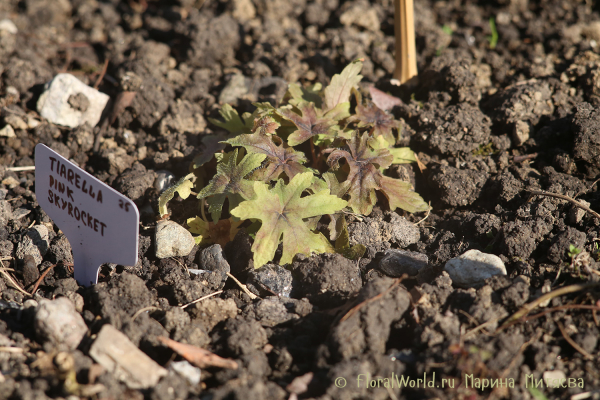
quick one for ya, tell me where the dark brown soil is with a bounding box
[1,0,600,399]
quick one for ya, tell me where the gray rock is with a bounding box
[34,297,87,350]
[89,324,167,389]
[16,225,50,266]
[444,249,507,288]
[389,213,421,247]
[0,200,12,225]
[37,73,110,128]
[198,244,230,274]
[21,254,40,287]
[155,220,195,259]
[379,250,428,277]
[246,264,293,297]
[218,74,249,105]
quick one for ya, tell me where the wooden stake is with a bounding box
[393,0,418,85]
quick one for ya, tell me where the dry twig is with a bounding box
[557,321,594,360]
[0,261,29,296]
[499,282,600,329]
[527,189,600,220]
[226,272,258,300]
[180,290,223,309]
[158,336,238,369]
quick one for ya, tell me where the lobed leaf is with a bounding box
[278,102,339,146]
[225,133,309,181]
[197,149,267,222]
[230,172,347,268]
[326,132,426,215]
[158,173,195,217]
[209,104,252,135]
[334,216,366,260]
[323,60,363,111]
[354,103,402,146]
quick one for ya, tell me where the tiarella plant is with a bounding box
[159,60,428,269]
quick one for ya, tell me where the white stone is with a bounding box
[37,73,110,128]
[155,220,195,259]
[444,249,507,288]
[0,124,15,138]
[170,360,201,386]
[34,297,87,350]
[0,19,17,34]
[89,324,167,389]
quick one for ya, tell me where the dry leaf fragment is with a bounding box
[158,336,238,370]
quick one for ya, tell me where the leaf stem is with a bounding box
[310,137,319,169]
[200,198,208,223]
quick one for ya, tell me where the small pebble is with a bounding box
[155,220,195,259]
[170,360,201,386]
[0,19,17,34]
[198,244,230,275]
[0,125,15,138]
[154,170,176,192]
[444,249,507,288]
[378,249,428,277]
[34,297,87,351]
[246,264,293,297]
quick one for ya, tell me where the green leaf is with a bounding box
[158,173,195,217]
[278,102,339,146]
[354,103,402,146]
[325,132,392,215]
[377,176,430,214]
[192,134,227,169]
[323,60,363,111]
[197,149,267,222]
[225,133,309,181]
[187,217,241,246]
[326,132,428,215]
[230,172,347,268]
[389,147,418,164]
[208,104,252,135]
[286,82,322,107]
[334,216,366,260]
[322,172,351,240]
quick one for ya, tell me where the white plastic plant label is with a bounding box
[35,143,139,286]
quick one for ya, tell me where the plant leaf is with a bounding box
[376,176,430,213]
[325,132,428,215]
[209,104,252,135]
[369,86,402,111]
[230,172,347,268]
[389,147,417,164]
[158,173,195,217]
[286,82,322,107]
[187,217,241,247]
[192,134,228,169]
[225,133,310,181]
[322,172,351,240]
[323,60,363,111]
[354,103,402,146]
[278,102,338,146]
[325,132,392,215]
[334,216,366,260]
[197,149,267,222]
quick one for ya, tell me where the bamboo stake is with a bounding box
[393,0,418,85]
